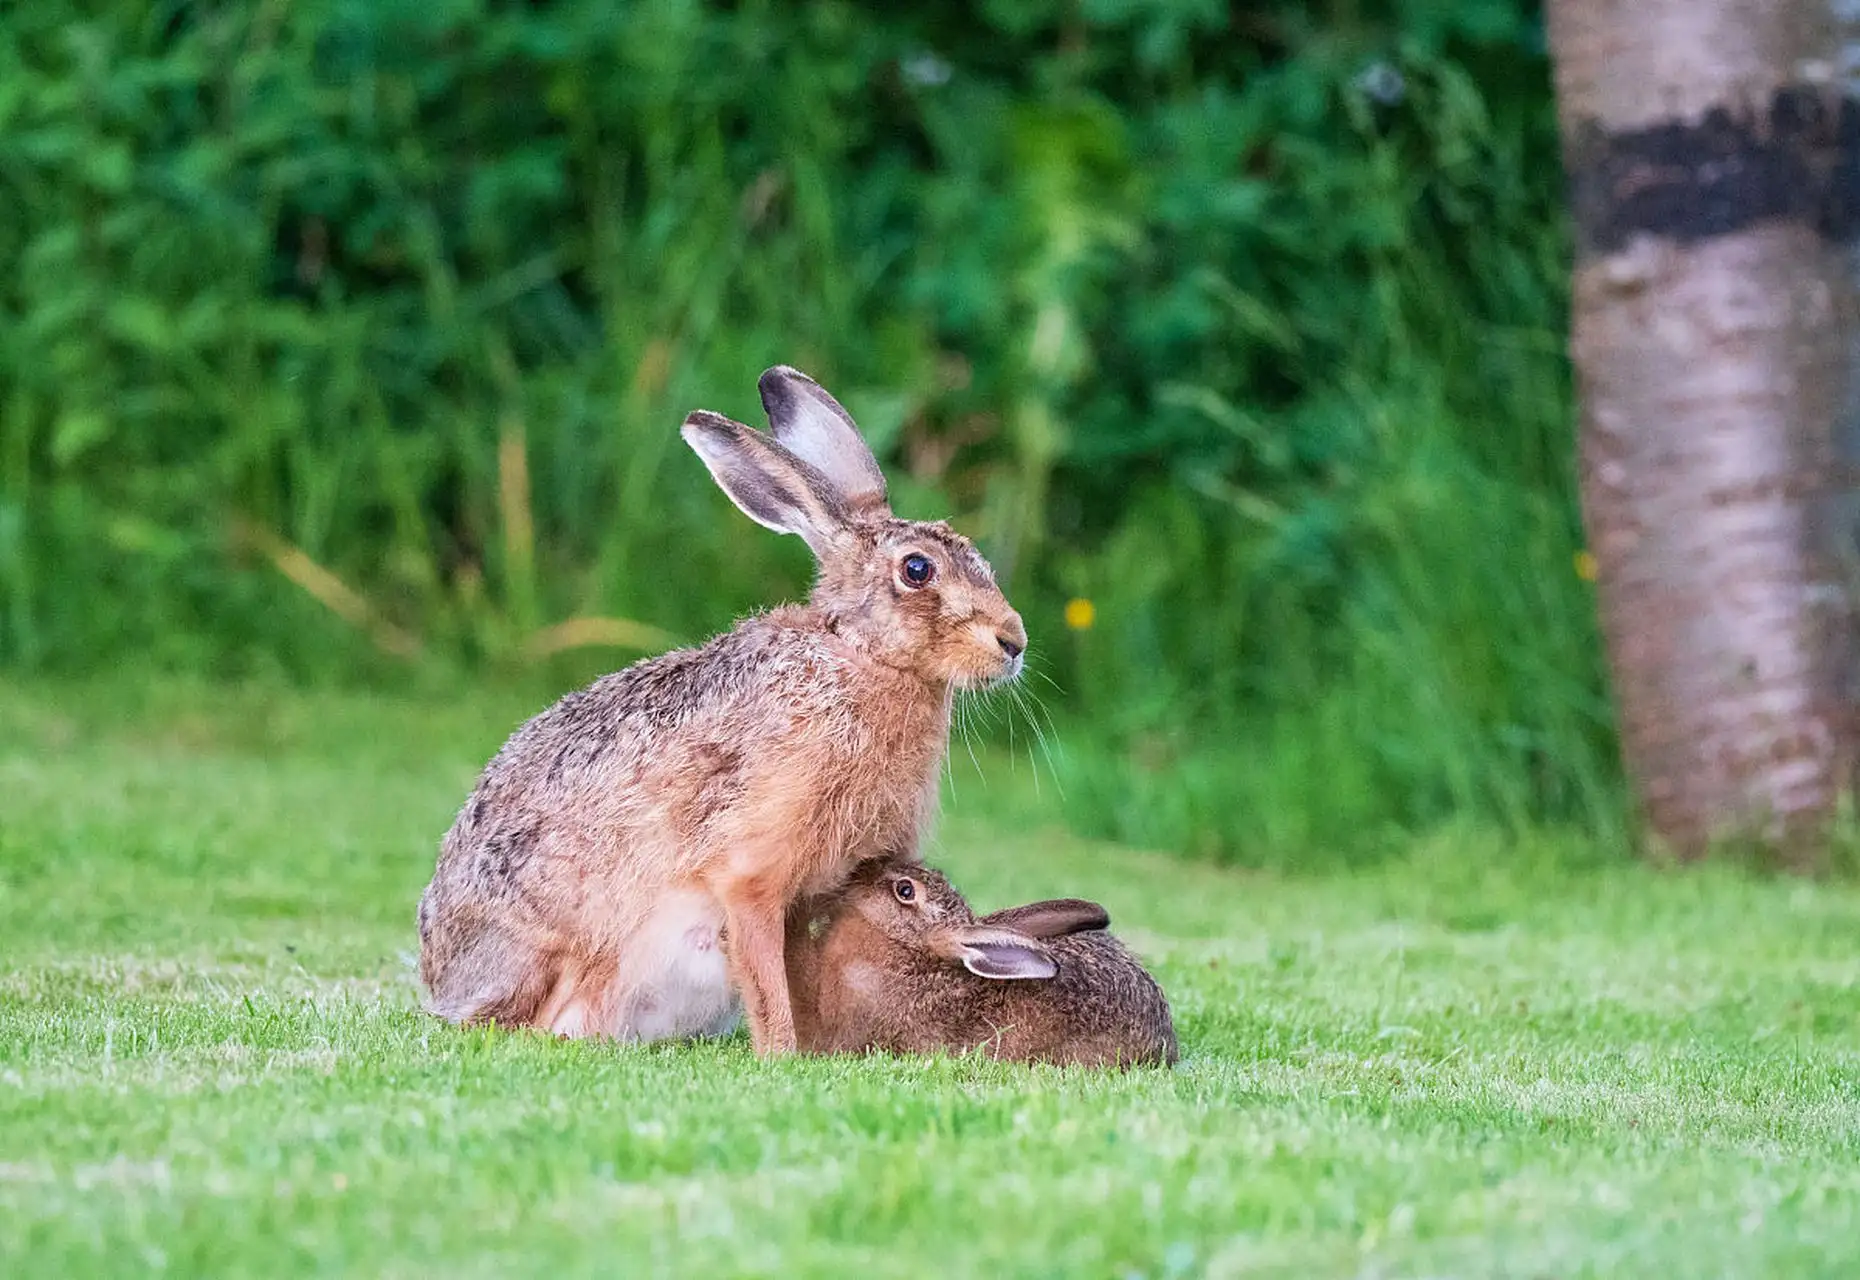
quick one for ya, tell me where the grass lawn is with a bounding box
[2,677,1858,1278]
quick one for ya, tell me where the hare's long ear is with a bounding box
[929,925,1057,981]
[980,899,1110,940]
[682,410,851,558]
[758,366,889,516]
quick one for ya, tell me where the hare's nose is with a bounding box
[996,613,1027,660]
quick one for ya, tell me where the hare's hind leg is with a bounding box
[535,955,623,1038]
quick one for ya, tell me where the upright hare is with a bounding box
[417,368,1026,1054]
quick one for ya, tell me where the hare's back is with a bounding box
[467,612,849,797]
[1039,933,1177,1066]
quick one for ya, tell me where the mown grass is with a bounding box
[2,678,1857,1278]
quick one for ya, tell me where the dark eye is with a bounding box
[899,553,935,588]
[892,878,917,903]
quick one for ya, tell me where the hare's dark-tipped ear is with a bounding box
[681,410,851,558]
[929,925,1057,981]
[980,898,1110,940]
[758,366,889,515]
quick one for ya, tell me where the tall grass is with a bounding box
[1026,41,1620,860]
[0,0,1617,861]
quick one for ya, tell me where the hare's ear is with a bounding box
[758,366,889,516]
[980,899,1110,940]
[930,925,1057,981]
[682,410,851,558]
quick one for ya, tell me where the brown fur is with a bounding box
[786,858,1180,1069]
[416,367,1027,1054]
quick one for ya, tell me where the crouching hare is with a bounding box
[787,857,1179,1068]
[417,367,1026,1055]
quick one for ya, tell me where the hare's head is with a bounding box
[682,367,1026,691]
[833,858,1061,980]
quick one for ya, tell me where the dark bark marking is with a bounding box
[1567,86,1860,257]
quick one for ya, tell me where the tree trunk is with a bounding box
[1546,0,1860,861]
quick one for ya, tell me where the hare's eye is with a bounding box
[899,554,935,588]
[893,878,917,903]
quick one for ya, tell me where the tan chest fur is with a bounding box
[707,653,947,901]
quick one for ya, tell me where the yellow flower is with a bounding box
[1064,597,1096,631]
[1574,550,1599,582]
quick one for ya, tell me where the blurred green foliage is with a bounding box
[0,0,1617,859]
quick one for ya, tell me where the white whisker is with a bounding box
[958,692,986,785]
[1008,681,1064,800]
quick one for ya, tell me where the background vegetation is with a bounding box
[0,0,1616,862]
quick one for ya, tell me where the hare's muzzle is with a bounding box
[992,612,1027,681]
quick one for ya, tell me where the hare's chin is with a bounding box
[962,656,1024,692]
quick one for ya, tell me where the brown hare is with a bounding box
[416,367,1026,1054]
[786,857,1179,1068]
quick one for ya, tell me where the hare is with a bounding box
[786,857,1179,1068]
[416,367,1027,1055]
